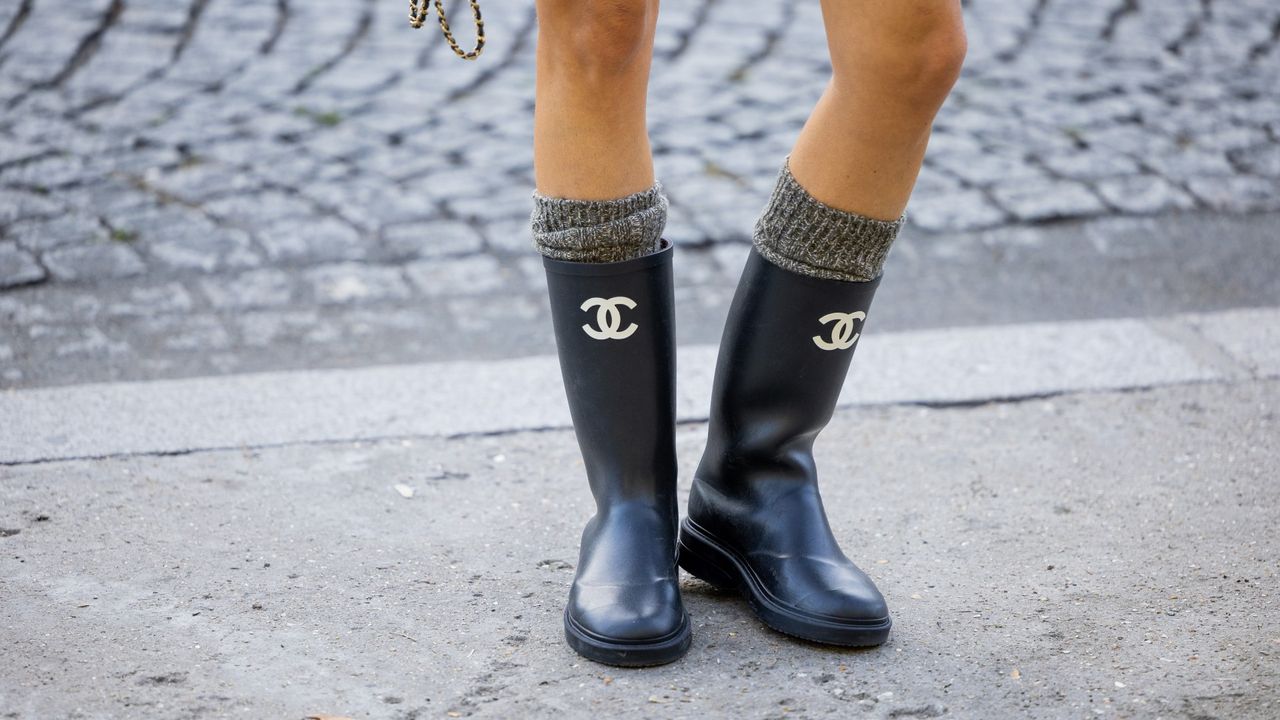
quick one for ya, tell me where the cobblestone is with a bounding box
[381,220,485,260]
[0,0,1278,389]
[1095,175,1197,215]
[1187,176,1280,214]
[257,216,363,263]
[990,179,1108,222]
[41,242,146,281]
[199,269,296,311]
[406,255,512,296]
[0,243,46,288]
[305,263,412,305]
[104,282,196,318]
[6,214,108,252]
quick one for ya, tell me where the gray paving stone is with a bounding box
[258,217,364,262]
[709,242,752,277]
[405,255,513,296]
[0,189,61,224]
[200,269,296,310]
[299,179,424,229]
[42,243,146,281]
[304,263,412,305]
[2,0,1279,390]
[146,222,259,273]
[672,247,729,286]
[105,282,196,318]
[0,290,90,325]
[1187,176,1280,213]
[26,325,130,359]
[2,153,102,187]
[446,293,541,334]
[381,220,485,260]
[1094,175,1198,215]
[0,137,47,166]
[512,255,548,293]
[991,179,1107,222]
[930,150,1046,186]
[235,310,336,348]
[1143,148,1237,183]
[202,191,315,225]
[449,186,536,221]
[0,243,46,288]
[6,214,108,252]
[127,314,233,353]
[1039,151,1142,181]
[479,218,534,255]
[1231,144,1280,178]
[146,162,261,204]
[907,189,1009,233]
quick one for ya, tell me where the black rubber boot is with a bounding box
[678,247,892,647]
[543,240,691,666]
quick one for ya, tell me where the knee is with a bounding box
[537,0,655,77]
[832,14,967,111]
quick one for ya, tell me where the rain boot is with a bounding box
[543,240,691,666]
[677,247,891,646]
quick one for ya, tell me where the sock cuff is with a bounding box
[531,183,667,263]
[753,159,904,282]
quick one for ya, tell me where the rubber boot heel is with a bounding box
[677,519,739,592]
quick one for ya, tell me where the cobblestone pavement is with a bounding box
[1,0,1279,388]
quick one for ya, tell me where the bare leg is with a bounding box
[789,0,967,220]
[533,0,660,200]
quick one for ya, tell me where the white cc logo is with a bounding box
[812,311,865,351]
[581,296,638,340]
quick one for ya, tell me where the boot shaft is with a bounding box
[698,248,881,488]
[543,242,678,509]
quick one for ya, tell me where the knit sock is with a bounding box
[753,158,905,282]
[531,182,668,263]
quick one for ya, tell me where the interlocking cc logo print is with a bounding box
[580,296,639,340]
[812,311,866,351]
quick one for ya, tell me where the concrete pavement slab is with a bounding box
[6,308,1278,464]
[1187,308,1280,379]
[2,379,1276,718]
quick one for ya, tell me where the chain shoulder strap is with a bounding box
[409,0,485,60]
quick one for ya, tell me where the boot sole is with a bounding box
[678,518,892,647]
[563,610,692,667]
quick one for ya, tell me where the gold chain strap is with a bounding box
[409,0,485,60]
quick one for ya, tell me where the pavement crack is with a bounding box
[905,390,1067,410]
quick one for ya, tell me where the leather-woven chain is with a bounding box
[409,0,485,60]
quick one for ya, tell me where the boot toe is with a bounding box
[570,596,685,642]
[792,585,890,624]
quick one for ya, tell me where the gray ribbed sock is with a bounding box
[753,159,905,282]
[531,183,668,263]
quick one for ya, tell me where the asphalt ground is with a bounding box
[2,378,1276,718]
